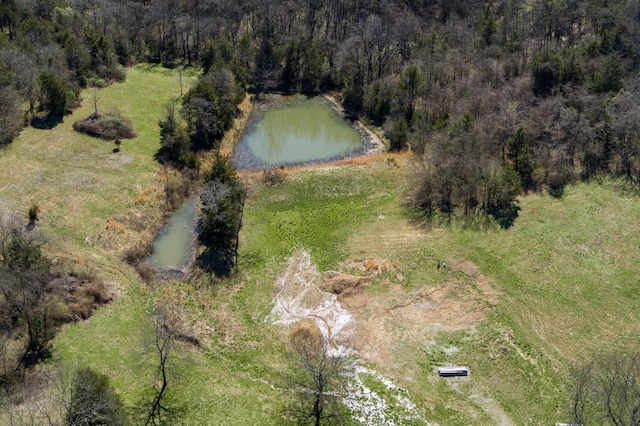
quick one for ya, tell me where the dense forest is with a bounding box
[1,0,639,424]
[1,0,639,224]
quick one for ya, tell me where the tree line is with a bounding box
[1,0,639,227]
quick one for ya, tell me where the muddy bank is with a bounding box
[322,94,386,156]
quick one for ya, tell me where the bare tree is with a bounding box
[286,325,349,426]
[2,363,128,426]
[567,352,640,426]
[598,352,640,426]
[91,90,99,116]
[568,362,597,425]
[144,304,183,426]
[65,367,128,426]
[0,217,57,374]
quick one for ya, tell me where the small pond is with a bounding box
[146,197,197,274]
[234,98,364,169]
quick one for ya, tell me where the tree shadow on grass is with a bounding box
[198,247,235,278]
[488,204,521,229]
[30,114,63,130]
[611,175,640,197]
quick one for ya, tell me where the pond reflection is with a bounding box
[236,99,362,168]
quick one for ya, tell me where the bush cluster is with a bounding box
[73,111,137,140]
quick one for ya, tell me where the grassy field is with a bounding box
[240,168,640,425]
[0,64,195,259]
[1,65,639,425]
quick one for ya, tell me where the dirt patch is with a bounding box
[271,251,504,423]
[445,256,500,306]
[320,271,372,296]
[289,319,324,356]
[350,276,499,366]
[271,251,500,367]
[270,251,357,349]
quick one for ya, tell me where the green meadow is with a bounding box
[1,65,638,424]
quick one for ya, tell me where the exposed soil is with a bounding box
[271,251,500,364]
[270,249,507,424]
[346,276,499,367]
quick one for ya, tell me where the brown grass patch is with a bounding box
[67,281,112,320]
[261,167,288,187]
[212,94,253,160]
[49,261,115,322]
[134,261,156,284]
[347,217,427,259]
[289,319,323,357]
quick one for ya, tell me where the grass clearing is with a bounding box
[1,63,639,424]
[0,64,191,258]
[229,165,640,425]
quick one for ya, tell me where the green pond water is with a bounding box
[150,100,362,270]
[147,198,197,271]
[237,100,362,168]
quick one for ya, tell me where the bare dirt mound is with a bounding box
[320,271,372,296]
[289,319,324,356]
[270,251,357,349]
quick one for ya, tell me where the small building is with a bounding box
[437,366,469,377]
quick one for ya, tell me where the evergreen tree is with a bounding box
[508,127,535,191]
[479,3,497,45]
[38,71,74,116]
[157,103,195,168]
[198,152,246,276]
[67,367,129,426]
[387,118,409,152]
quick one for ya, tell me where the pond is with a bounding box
[147,98,378,274]
[146,197,197,274]
[234,98,364,169]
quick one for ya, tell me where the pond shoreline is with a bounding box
[147,92,387,281]
[321,94,386,156]
[232,94,386,171]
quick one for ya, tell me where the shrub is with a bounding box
[68,281,111,320]
[28,204,39,224]
[122,241,153,265]
[261,167,287,187]
[134,261,156,284]
[73,111,137,140]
